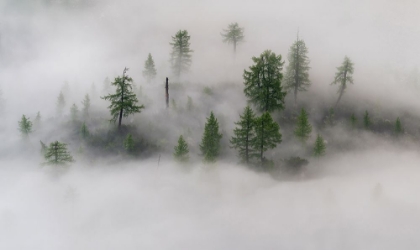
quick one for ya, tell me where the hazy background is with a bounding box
[1,0,420,249]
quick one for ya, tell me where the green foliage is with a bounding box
[284,156,309,172]
[174,135,189,162]
[284,35,311,105]
[230,106,256,164]
[251,112,282,165]
[18,115,32,137]
[395,117,403,135]
[80,122,90,139]
[170,30,193,77]
[221,22,244,53]
[332,56,354,107]
[124,134,135,153]
[40,140,47,155]
[56,91,66,115]
[81,94,90,119]
[294,108,312,142]
[363,110,371,129]
[44,141,74,165]
[350,113,357,128]
[142,53,157,82]
[243,50,286,112]
[313,134,326,157]
[200,111,223,163]
[101,68,144,129]
[70,103,79,122]
[203,86,213,95]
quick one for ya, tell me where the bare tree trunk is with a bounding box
[334,90,343,109]
[165,77,169,109]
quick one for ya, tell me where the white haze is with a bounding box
[1,0,420,249]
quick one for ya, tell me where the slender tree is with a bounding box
[251,112,282,166]
[34,111,41,128]
[332,56,354,108]
[124,134,135,153]
[170,30,193,77]
[142,53,157,82]
[18,115,32,137]
[230,106,256,164]
[221,22,244,54]
[200,112,223,163]
[174,135,189,162]
[56,91,66,116]
[313,134,326,157]
[284,34,311,105]
[81,94,90,119]
[243,50,286,112]
[395,117,403,136]
[350,113,357,128]
[294,108,312,142]
[70,103,79,122]
[44,141,74,165]
[101,68,144,131]
[80,122,89,139]
[363,111,371,129]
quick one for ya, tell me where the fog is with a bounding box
[1,0,420,249]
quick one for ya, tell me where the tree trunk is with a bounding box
[260,119,264,165]
[118,68,127,131]
[165,77,169,109]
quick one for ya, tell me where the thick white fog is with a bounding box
[1,0,420,249]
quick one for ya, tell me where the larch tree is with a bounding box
[174,135,189,162]
[56,91,66,116]
[142,53,157,83]
[124,134,135,153]
[221,22,244,54]
[43,141,74,165]
[294,108,312,143]
[313,134,326,157]
[332,56,354,108]
[70,103,79,122]
[101,68,144,131]
[251,112,282,166]
[243,50,286,112]
[200,111,223,163]
[170,30,193,77]
[18,115,33,137]
[284,34,311,106]
[80,122,89,139]
[81,94,90,119]
[230,106,256,164]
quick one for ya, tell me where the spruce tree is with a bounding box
[34,111,41,128]
[294,108,312,142]
[101,68,144,130]
[332,56,354,108]
[221,22,244,54]
[44,141,74,165]
[395,117,403,136]
[81,94,90,119]
[142,53,157,82]
[363,111,371,129]
[230,106,256,164]
[200,111,223,162]
[56,91,66,116]
[313,134,326,157]
[70,103,79,122]
[243,50,286,112]
[124,134,135,153]
[170,30,193,77]
[350,113,357,128]
[284,34,311,105]
[251,112,282,166]
[174,135,189,162]
[80,122,89,139]
[18,115,32,137]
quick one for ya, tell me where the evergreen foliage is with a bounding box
[18,115,32,137]
[56,91,66,115]
[251,112,282,166]
[40,140,47,155]
[81,94,90,119]
[294,108,312,142]
[284,35,311,105]
[313,134,326,157]
[34,111,41,128]
[350,113,357,128]
[395,117,403,136]
[142,53,157,82]
[174,135,189,162]
[332,56,354,108]
[170,30,193,77]
[70,103,79,122]
[101,68,144,130]
[44,141,74,165]
[230,106,256,164]
[124,134,135,153]
[243,50,286,112]
[80,122,90,139]
[363,111,371,129]
[200,111,223,162]
[221,22,244,53]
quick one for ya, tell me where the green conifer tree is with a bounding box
[124,134,135,153]
[395,117,403,136]
[221,22,244,54]
[56,91,66,116]
[363,111,371,129]
[332,56,354,108]
[44,141,74,165]
[70,103,79,122]
[170,30,193,77]
[243,50,286,112]
[200,111,223,163]
[34,111,41,128]
[142,53,157,82]
[350,113,357,128]
[230,106,256,164]
[18,115,32,137]
[81,94,90,119]
[80,122,90,139]
[294,108,312,142]
[313,134,326,157]
[174,135,189,162]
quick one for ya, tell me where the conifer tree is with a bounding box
[294,108,312,142]
[174,135,189,162]
[251,112,282,166]
[18,115,32,137]
[170,30,193,77]
[101,68,144,130]
[332,56,354,108]
[44,141,74,165]
[230,106,256,164]
[363,111,371,129]
[81,94,90,119]
[243,50,286,112]
[142,53,157,82]
[70,103,79,122]
[80,122,89,139]
[34,111,41,128]
[284,34,311,105]
[200,111,223,162]
[395,117,403,136]
[221,22,244,54]
[350,113,357,128]
[124,134,135,153]
[313,134,326,157]
[56,91,66,116]
[40,140,47,155]
[325,108,335,126]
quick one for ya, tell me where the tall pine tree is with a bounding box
[18,115,32,137]
[200,111,223,163]
[170,30,193,77]
[142,53,157,82]
[81,94,90,119]
[44,141,74,165]
[56,91,66,116]
[230,106,256,164]
[70,103,79,122]
[221,22,244,54]
[294,108,312,142]
[313,134,326,157]
[363,111,371,129]
[395,117,403,136]
[174,135,189,162]
[332,56,354,108]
